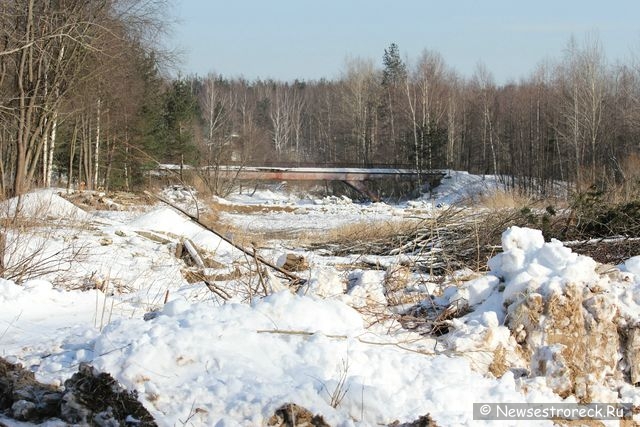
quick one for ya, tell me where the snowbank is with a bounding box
[88,291,557,426]
[488,227,599,303]
[425,171,500,206]
[0,189,92,221]
[127,207,239,259]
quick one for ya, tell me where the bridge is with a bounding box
[156,164,445,201]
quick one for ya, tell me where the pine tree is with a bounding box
[161,78,200,165]
[380,43,408,164]
[382,43,407,88]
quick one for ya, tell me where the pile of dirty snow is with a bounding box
[444,226,640,407]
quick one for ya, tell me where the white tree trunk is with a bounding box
[93,98,101,189]
[42,124,49,185]
[45,110,58,187]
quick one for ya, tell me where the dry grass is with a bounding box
[198,212,274,249]
[475,188,567,211]
[593,153,640,204]
[301,218,424,249]
[475,188,534,210]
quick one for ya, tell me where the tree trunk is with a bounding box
[93,98,101,189]
[67,119,78,192]
[45,109,58,187]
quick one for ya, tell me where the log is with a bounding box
[183,239,205,268]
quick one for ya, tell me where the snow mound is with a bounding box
[88,291,557,426]
[127,207,239,258]
[314,195,352,205]
[488,226,598,304]
[128,207,205,236]
[346,270,387,308]
[298,268,346,298]
[0,189,91,221]
[446,226,629,404]
[225,187,298,205]
[427,170,500,206]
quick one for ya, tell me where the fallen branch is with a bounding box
[256,329,440,356]
[257,329,347,339]
[204,280,232,301]
[145,191,305,286]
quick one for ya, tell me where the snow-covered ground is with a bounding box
[0,173,637,426]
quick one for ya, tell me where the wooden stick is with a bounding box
[144,191,305,285]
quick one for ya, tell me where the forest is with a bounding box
[1,0,640,199]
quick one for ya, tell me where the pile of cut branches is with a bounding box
[308,200,640,273]
[306,206,539,273]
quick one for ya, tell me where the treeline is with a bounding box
[2,10,640,199]
[176,38,640,198]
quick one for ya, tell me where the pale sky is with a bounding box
[170,0,640,83]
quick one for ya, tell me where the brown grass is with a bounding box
[198,207,279,249]
[305,218,424,248]
[597,152,640,204]
[476,188,533,210]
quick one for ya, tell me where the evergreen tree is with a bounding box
[380,43,408,164]
[382,43,407,87]
[161,78,200,165]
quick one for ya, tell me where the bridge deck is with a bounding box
[156,165,444,201]
[200,166,444,182]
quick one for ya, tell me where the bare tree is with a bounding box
[0,0,174,196]
[472,63,499,177]
[407,50,450,170]
[342,57,379,164]
[553,35,608,189]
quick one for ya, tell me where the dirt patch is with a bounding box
[389,413,440,426]
[0,358,60,421]
[0,358,155,425]
[267,403,330,426]
[62,190,153,211]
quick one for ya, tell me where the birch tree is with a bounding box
[554,35,607,189]
[342,57,378,164]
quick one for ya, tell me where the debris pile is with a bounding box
[0,359,156,425]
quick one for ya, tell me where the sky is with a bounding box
[170,0,640,84]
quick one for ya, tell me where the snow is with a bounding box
[0,189,92,221]
[449,275,500,307]
[623,256,640,277]
[488,226,599,304]
[1,175,638,426]
[0,276,558,426]
[127,207,240,259]
[423,170,501,206]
